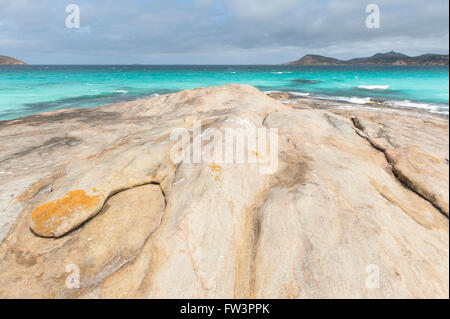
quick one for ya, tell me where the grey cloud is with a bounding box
[0,0,448,64]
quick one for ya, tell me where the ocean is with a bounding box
[0,65,448,121]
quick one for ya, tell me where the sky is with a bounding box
[0,0,448,64]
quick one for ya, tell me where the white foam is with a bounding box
[265,90,448,115]
[263,91,282,95]
[288,92,310,97]
[116,89,128,94]
[264,91,310,97]
[385,100,448,114]
[331,96,448,115]
[348,97,373,104]
[358,85,390,90]
[329,96,373,104]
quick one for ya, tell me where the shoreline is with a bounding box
[265,91,449,118]
[1,88,448,126]
[1,64,448,122]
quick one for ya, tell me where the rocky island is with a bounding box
[0,85,448,298]
[0,55,27,65]
[285,51,449,66]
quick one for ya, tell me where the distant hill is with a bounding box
[285,51,449,66]
[0,55,27,65]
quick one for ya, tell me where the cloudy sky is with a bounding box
[0,0,448,64]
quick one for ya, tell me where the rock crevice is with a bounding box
[351,116,449,218]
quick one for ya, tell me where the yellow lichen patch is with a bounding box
[250,151,264,160]
[210,164,224,182]
[31,190,100,237]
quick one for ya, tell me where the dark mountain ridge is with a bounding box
[0,55,27,65]
[285,51,449,66]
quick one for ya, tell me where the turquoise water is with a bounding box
[0,65,448,121]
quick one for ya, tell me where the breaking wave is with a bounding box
[265,90,448,116]
[358,85,390,90]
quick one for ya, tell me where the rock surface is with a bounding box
[0,85,448,298]
[350,112,449,216]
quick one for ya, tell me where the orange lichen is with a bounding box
[210,164,224,182]
[210,163,222,172]
[250,151,264,160]
[31,190,100,236]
